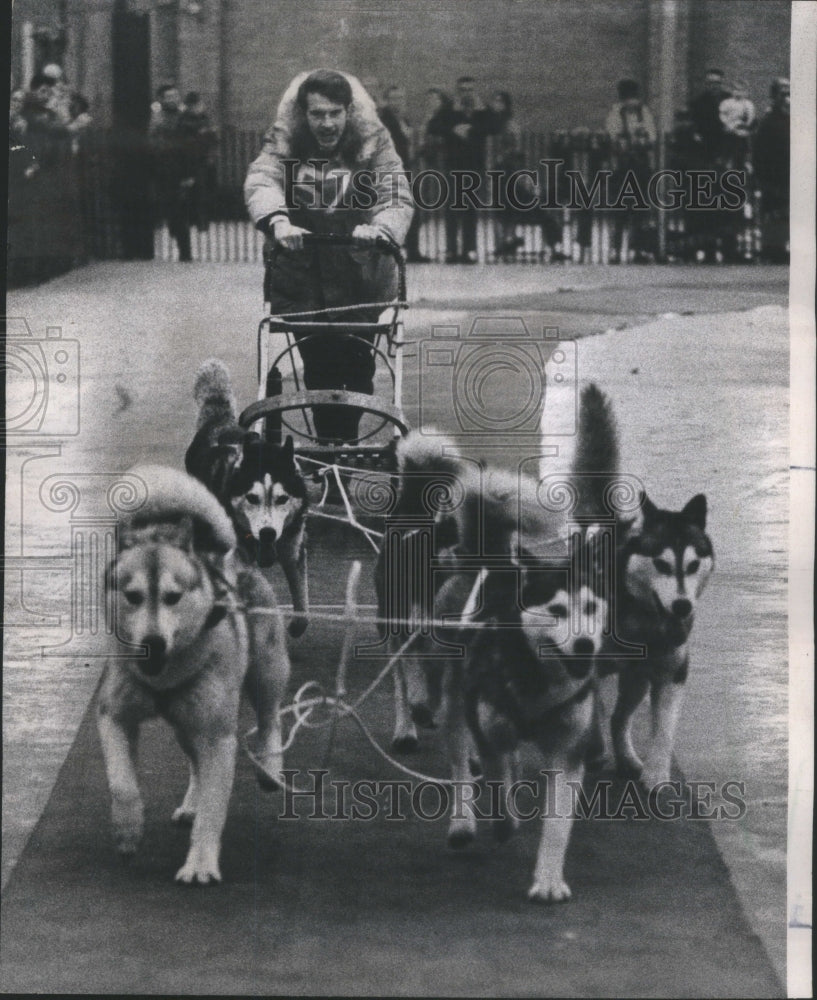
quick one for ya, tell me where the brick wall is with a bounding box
[222,0,653,133]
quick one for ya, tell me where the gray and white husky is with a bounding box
[572,384,715,790]
[185,359,309,637]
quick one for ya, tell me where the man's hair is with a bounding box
[157,83,178,99]
[456,76,476,87]
[185,91,201,105]
[296,70,353,111]
[617,78,641,100]
[30,72,53,90]
[705,68,724,79]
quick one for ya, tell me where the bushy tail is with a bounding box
[394,430,466,521]
[571,383,620,518]
[193,358,236,430]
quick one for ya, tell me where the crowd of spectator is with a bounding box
[8,64,93,284]
[7,63,791,283]
[367,69,790,265]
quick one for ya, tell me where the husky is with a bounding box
[381,432,608,902]
[572,384,715,790]
[374,430,468,753]
[97,466,290,884]
[185,359,309,637]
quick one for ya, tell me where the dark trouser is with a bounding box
[157,181,192,261]
[293,312,379,442]
[445,204,478,259]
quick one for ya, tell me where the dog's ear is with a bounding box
[682,493,707,529]
[621,490,653,536]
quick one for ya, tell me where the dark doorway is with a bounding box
[111,0,154,258]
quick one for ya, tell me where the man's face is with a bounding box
[161,88,181,112]
[305,92,348,152]
[457,79,476,111]
[775,85,790,112]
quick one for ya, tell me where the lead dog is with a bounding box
[572,384,715,789]
[97,466,290,884]
[185,359,309,637]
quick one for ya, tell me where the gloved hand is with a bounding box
[272,217,311,251]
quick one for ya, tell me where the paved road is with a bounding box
[3,261,792,994]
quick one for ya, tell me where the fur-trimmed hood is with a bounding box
[267,69,386,163]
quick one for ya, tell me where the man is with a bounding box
[427,75,495,263]
[754,78,790,263]
[604,79,657,262]
[688,68,731,261]
[148,85,196,261]
[379,85,428,262]
[689,67,731,165]
[244,69,413,443]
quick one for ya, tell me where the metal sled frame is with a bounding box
[238,233,410,550]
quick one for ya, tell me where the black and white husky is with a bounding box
[573,384,715,790]
[185,359,309,637]
[379,432,608,902]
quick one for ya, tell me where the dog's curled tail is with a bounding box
[193,358,237,429]
[394,430,465,519]
[571,383,620,517]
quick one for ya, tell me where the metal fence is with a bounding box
[8,125,768,285]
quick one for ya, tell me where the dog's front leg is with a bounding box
[611,667,650,779]
[391,661,420,754]
[245,604,290,789]
[640,672,685,790]
[172,763,199,825]
[527,757,581,904]
[444,662,478,848]
[279,527,309,638]
[96,702,144,857]
[175,732,238,885]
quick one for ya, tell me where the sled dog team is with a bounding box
[98,360,713,897]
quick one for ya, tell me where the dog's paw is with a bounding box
[172,805,196,825]
[175,844,222,885]
[527,878,572,904]
[447,814,477,850]
[391,734,420,755]
[288,615,308,639]
[492,814,519,844]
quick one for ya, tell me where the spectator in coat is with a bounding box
[427,75,497,263]
[418,87,450,172]
[688,68,731,261]
[379,84,429,262]
[179,91,218,231]
[718,78,756,169]
[689,67,731,165]
[244,69,414,443]
[604,79,657,262]
[754,77,790,262]
[148,84,196,261]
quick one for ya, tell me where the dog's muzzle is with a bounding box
[139,635,167,676]
[256,528,278,568]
